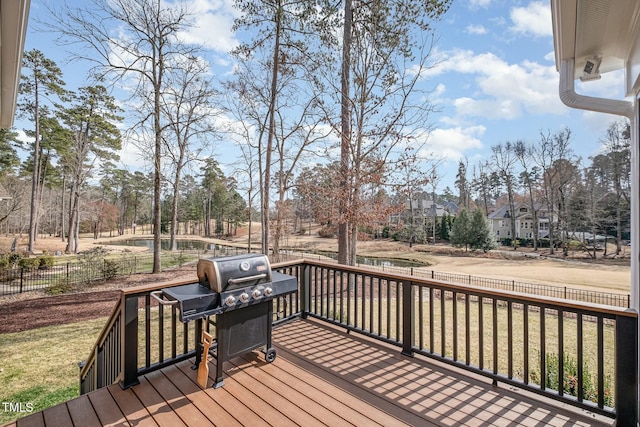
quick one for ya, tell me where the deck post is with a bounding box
[615,313,638,425]
[401,281,415,357]
[301,264,310,318]
[120,295,140,389]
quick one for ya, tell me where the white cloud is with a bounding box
[469,0,493,8]
[509,1,552,37]
[428,49,565,120]
[420,126,486,161]
[466,24,487,35]
[178,0,240,53]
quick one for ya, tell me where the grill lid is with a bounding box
[197,253,272,293]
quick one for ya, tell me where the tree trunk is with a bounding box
[261,4,282,257]
[28,82,41,254]
[338,0,353,265]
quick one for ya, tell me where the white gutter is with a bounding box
[560,59,639,316]
[559,59,634,119]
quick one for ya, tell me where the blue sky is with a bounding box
[18,0,629,193]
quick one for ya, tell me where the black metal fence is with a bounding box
[0,254,156,296]
[283,252,631,308]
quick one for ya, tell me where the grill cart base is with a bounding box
[209,301,276,388]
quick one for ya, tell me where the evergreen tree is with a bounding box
[469,209,495,252]
[449,209,471,251]
[439,212,451,241]
[450,208,494,252]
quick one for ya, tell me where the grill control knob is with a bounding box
[252,289,262,299]
[225,295,236,306]
[239,292,250,303]
[264,287,273,297]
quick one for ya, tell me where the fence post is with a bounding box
[301,264,311,318]
[19,268,24,293]
[615,313,638,425]
[401,281,415,357]
[120,295,140,389]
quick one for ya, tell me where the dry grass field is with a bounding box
[0,224,632,296]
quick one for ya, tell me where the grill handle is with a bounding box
[227,273,267,285]
[150,290,178,305]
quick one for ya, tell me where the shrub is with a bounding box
[18,257,40,269]
[529,352,612,407]
[101,259,119,280]
[0,252,24,270]
[172,252,189,267]
[37,255,54,269]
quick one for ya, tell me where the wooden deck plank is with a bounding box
[161,364,242,427]
[107,384,158,427]
[175,361,271,427]
[15,411,44,427]
[87,387,130,427]
[131,375,187,427]
[275,321,431,426]
[107,383,158,427]
[66,395,101,427]
[202,358,301,427]
[219,354,328,427]
[236,349,405,427]
[229,353,356,426]
[41,402,72,427]
[144,370,214,427]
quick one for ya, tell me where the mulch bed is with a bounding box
[0,267,195,334]
[0,291,121,334]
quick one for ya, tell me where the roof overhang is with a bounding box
[0,0,30,129]
[551,0,640,96]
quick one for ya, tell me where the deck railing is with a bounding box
[78,263,302,394]
[79,259,637,426]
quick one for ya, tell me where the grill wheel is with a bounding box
[265,348,277,363]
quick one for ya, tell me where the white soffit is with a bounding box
[553,0,640,81]
[0,0,31,129]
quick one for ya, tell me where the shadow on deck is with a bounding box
[7,318,611,427]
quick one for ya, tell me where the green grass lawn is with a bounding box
[0,318,107,424]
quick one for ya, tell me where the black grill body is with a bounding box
[151,254,297,388]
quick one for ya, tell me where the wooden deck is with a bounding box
[6,318,612,427]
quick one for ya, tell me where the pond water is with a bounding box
[108,238,426,268]
[108,238,214,252]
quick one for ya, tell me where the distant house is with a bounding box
[487,203,553,241]
[389,191,457,227]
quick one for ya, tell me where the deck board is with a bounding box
[66,395,102,427]
[87,388,130,427]
[4,318,612,427]
[107,382,158,427]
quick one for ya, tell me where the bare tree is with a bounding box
[50,0,201,272]
[513,140,541,250]
[490,142,519,250]
[533,128,573,255]
[161,57,218,251]
[600,120,631,255]
[321,0,453,265]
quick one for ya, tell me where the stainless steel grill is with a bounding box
[151,253,297,388]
